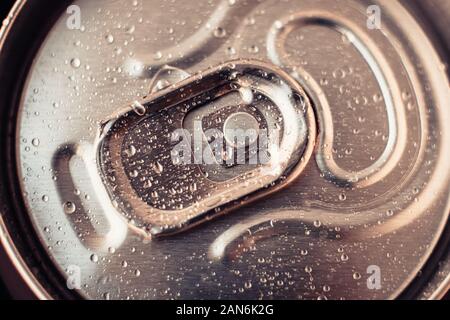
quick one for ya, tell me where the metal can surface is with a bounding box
[0,0,449,300]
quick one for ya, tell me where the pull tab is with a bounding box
[97,60,316,237]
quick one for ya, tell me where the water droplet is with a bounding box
[70,58,81,69]
[320,78,328,86]
[151,191,159,199]
[63,201,76,214]
[143,180,153,188]
[124,145,136,157]
[226,46,236,56]
[189,183,197,192]
[340,253,349,261]
[105,34,114,44]
[126,25,135,34]
[130,170,139,178]
[248,45,259,54]
[401,91,411,101]
[152,161,163,174]
[373,93,383,102]
[213,27,226,38]
[153,51,162,60]
[32,138,40,147]
[244,17,255,26]
[274,20,283,29]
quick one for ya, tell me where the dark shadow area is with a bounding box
[0,0,15,301]
[0,0,15,17]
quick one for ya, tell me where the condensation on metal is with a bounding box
[11,0,450,300]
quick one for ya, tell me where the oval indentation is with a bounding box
[267,12,407,188]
